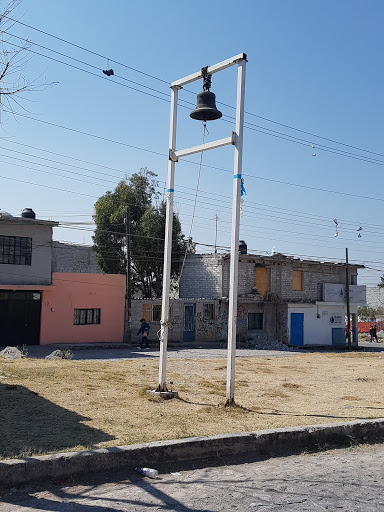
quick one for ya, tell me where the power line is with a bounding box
[4,15,382,160]
[4,33,384,167]
[7,111,384,205]
[2,136,383,235]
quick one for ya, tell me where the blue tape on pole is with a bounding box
[241,178,246,197]
[234,174,242,179]
[167,189,174,192]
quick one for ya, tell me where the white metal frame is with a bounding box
[157,53,247,405]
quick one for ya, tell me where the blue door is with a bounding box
[183,303,196,342]
[332,328,345,346]
[290,313,304,346]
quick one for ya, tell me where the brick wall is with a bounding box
[52,242,101,274]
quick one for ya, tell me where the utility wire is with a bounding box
[6,111,384,205]
[3,16,382,160]
[2,137,382,235]
[4,34,384,167]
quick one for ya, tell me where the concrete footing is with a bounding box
[1,418,384,490]
[146,390,179,399]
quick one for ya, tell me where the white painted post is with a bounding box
[226,59,246,405]
[158,85,179,392]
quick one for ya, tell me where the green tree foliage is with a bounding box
[93,168,189,298]
[358,305,378,321]
[378,275,384,288]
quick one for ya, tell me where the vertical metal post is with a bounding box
[214,214,218,254]
[346,247,351,350]
[123,207,131,344]
[157,85,178,392]
[226,59,246,405]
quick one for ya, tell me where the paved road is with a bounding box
[1,443,384,511]
[18,344,301,361]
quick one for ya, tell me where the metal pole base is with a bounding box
[224,398,236,407]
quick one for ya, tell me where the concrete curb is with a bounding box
[1,418,384,490]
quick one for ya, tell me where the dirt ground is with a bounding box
[1,352,383,459]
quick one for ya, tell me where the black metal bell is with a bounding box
[190,90,222,121]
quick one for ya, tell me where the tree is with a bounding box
[378,275,384,289]
[93,168,189,298]
[132,201,189,298]
[358,305,377,321]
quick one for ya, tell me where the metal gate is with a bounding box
[183,303,196,342]
[0,291,42,346]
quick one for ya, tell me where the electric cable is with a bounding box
[3,16,382,159]
[4,35,384,167]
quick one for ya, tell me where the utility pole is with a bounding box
[124,207,131,344]
[214,214,218,253]
[346,247,351,350]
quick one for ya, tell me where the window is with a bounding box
[0,235,32,265]
[292,270,303,291]
[142,304,162,322]
[248,313,263,330]
[74,308,101,325]
[350,274,357,285]
[152,304,161,321]
[203,303,215,320]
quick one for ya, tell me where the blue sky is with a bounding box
[1,0,383,285]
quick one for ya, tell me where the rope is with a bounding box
[176,122,209,292]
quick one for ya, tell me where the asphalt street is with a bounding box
[1,443,384,511]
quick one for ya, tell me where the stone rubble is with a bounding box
[241,334,297,351]
[45,349,65,360]
[0,346,22,359]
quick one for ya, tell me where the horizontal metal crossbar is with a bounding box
[171,53,247,88]
[169,133,236,162]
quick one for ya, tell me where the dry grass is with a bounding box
[1,352,384,459]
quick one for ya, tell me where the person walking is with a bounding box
[137,318,150,350]
[369,324,378,343]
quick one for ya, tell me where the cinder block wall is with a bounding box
[179,254,223,299]
[270,263,348,302]
[222,259,258,298]
[52,242,101,274]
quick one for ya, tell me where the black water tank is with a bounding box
[239,240,247,254]
[21,208,36,219]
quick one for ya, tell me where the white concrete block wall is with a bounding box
[52,242,101,274]
[179,254,223,299]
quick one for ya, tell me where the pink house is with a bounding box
[0,210,125,346]
[40,273,125,345]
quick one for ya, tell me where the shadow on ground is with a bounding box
[0,383,114,459]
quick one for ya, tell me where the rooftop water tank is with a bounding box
[239,240,247,254]
[21,208,36,219]
[0,210,13,218]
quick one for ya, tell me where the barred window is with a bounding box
[152,304,161,321]
[74,308,101,325]
[204,303,215,320]
[142,304,162,322]
[0,235,32,265]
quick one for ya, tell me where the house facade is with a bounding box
[0,209,125,346]
[131,252,366,346]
